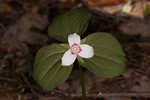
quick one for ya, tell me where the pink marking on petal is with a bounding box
[70,43,82,55]
[72,43,78,47]
[77,46,82,53]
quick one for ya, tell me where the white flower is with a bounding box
[62,33,94,66]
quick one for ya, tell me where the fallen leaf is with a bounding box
[88,0,127,7]
[131,76,150,92]
[104,97,131,100]
[119,18,150,38]
[1,11,48,45]
[0,3,12,13]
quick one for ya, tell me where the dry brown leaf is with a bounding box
[131,76,150,92]
[88,0,127,7]
[104,97,131,100]
[119,18,150,37]
[1,12,48,45]
[0,3,12,13]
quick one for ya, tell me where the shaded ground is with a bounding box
[0,0,150,100]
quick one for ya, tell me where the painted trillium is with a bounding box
[62,33,94,66]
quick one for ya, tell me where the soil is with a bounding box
[0,0,150,100]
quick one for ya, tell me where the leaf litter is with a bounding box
[0,0,150,100]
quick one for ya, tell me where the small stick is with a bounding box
[69,92,150,98]
[98,92,150,97]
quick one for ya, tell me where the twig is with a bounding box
[0,77,19,83]
[69,92,150,98]
[0,44,9,51]
[98,92,150,97]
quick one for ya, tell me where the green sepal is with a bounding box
[33,44,72,91]
[48,8,92,42]
[80,32,126,78]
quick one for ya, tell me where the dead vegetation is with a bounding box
[0,0,150,100]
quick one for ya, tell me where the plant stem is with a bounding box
[79,65,86,100]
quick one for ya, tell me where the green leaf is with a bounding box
[80,32,126,78]
[144,4,150,17]
[48,8,92,42]
[33,44,72,91]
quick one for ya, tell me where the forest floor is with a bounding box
[0,0,150,100]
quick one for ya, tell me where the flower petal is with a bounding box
[62,49,77,66]
[68,33,80,46]
[79,44,94,58]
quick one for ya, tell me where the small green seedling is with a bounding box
[144,4,150,17]
[33,8,126,100]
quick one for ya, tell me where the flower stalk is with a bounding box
[79,65,86,100]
